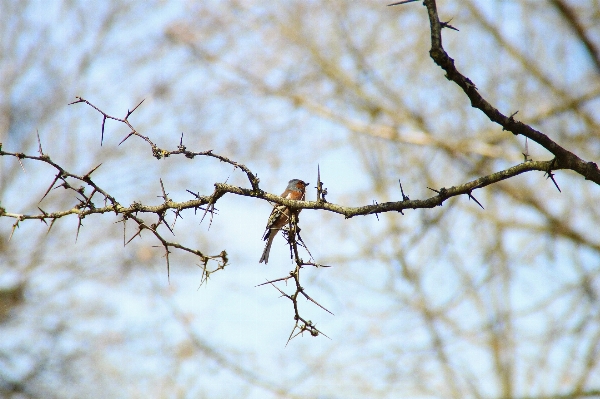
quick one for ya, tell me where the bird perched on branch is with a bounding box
[259,179,309,264]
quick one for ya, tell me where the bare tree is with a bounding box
[1,0,599,398]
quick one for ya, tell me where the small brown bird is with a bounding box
[259,179,309,264]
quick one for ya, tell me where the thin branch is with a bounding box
[549,0,600,74]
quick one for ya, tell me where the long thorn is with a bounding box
[40,173,62,202]
[101,115,107,146]
[118,132,135,146]
[84,163,103,179]
[9,219,21,241]
[126,98,145,119]
[36,130,44,156]
[388,0,418,5]
[75,217,83,242]
[468,192,485,210]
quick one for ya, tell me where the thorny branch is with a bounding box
[1,99,230,283]
[2,0,600,337]
[69,96,261,191]
[0,94,594,338]
[391,0,600,185]
[0,105,554,339]
[0,143,564,224]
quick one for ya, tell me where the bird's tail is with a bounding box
[259,235,274,264]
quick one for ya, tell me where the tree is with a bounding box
[1,0,599,398]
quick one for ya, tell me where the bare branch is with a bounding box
[413,0,600,185]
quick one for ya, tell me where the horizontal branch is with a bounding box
[0,196,210,223]
[0,142,554,223]
[216,160,556,218]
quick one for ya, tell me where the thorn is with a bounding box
[171,209,183,230]
[504,111,519,132]
[317,164,321,202]
[36,130,44,156]
[55,181,70,191]
[17,157,26,173]
[83,163,103,180]
[125,227,143,246]
[68,96,85,105]
[165,246,171,284]
[388,0,418,5]
[186,189,201,199]
[399,179,410,201]
[285,325,297,347]
[101,115,107,146]
[546,170,561,192]
[522,137,532,162]
[200,202,217,230]
[302,291,334,315]
[316,164,328,202]
[316,328,331,340]
[118,132,135,146]
[75,216,83,242]
[372,200,380,221]
[256,276,292,287]
[178,133,187,152]
[440,18,459,31]
[40,172,62,202]
[80,188,97,211]
[126,98,145,119]
[316,164,324,202]
[159,178,169,202]
[467,191,485,209]
[159,213,175,236]
[37,207,49,225]
[9,218,21,241]
[121,217,127,246]
[47,218,57,234]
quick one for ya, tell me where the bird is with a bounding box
[259,179,309,264]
